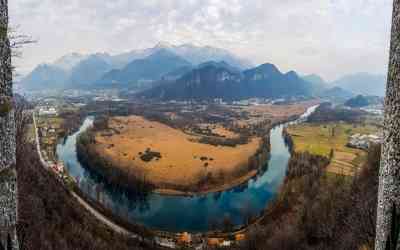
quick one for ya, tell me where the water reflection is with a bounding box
[56,105,318,232]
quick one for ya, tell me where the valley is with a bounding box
[17,41,385,249]
[75,100,317,195]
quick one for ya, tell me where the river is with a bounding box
[56,105,319,232]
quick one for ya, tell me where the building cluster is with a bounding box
[38,106,58,116]
[154,232,245,249]
[347,133,383,150]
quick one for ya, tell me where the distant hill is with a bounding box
[20,64,68,90]
[308,102,366,123]
[344,95,370,108]
[319,86,354,103]
[344,95,383,108]
[302,74,327,95]
[68,54,113,88]
[332,73,386,97]
[139,62,312,101]
[96,49,192,89]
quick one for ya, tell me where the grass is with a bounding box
[93,115,262,190]
[287,122,379,176]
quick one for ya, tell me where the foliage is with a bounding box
[385,203,400,250]
[238,144,381,250]
[0,97,12,117]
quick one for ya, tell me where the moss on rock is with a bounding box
[0,96,12,117]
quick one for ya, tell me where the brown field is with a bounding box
[233,100,320,126]
[93,116,261,191]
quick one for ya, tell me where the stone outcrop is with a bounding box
[0,0,18,249]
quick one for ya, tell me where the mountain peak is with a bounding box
[154,41,174,49]
[285,70,299,78]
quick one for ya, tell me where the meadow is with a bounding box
[286,122,379,176]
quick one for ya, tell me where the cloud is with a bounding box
[10,0,392,81]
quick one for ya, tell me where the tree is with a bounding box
[0,0,18,249]
[375,1,400,249]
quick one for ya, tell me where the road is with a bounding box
[32,113,144,241]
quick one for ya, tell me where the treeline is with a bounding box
[197,135,249,147]
[76,128,154,198]
[16,143,152,250]
[236,144,380,250]
[59,110,85,138]
[282,128,294,153]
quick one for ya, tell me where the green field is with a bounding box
[287,122,379,176]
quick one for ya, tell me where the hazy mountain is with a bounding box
[140,62,312,101]
[303,74,326,86]
[20,64,68,90]
[332,73,386,97]
[68,54,113,87]
[319,86,355,103]
[110,42,252,70]
[169,43,253,69]
[161,66,194,81]
[53,53,88,71]
[21,42,253,91]
[96,49,192,88]
[344,95,383,108]
[344,95,370,108]
[302,74,327,95]
[160,61,239,82]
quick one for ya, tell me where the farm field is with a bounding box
[286,123,380,176]
[93,115,262,192]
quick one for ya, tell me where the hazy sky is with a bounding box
[10,0,393,81]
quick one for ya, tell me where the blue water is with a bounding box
[56,105,318,232]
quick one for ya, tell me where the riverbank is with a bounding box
[154,169,259,196]
[76,114,272,195]
[57,104,320,234]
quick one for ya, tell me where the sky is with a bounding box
[10,0,393,81]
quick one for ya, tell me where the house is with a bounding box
[38,107,58,116]
[348,133,382,150]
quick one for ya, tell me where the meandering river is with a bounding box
[56,105,318,232]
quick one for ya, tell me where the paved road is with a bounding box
[32,113,143,240]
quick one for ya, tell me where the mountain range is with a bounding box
[139,62,313,101]
[332,73,386,97]
[20,42,253,91]
[19,41,387,102]
[95,49,192,88]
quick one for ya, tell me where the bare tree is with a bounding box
[376,1,400,249]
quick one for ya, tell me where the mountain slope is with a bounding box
[302,74,327,95]
[96,49,192,88]
[170,43,253,69]
[332,73,386,97]
[21,42,253,91]
[319,86,354,103]
[243,64,312,98]
[53,53,88,71]
[20,64,68,90]
[68,54,113,87]
[140,62,312,101]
